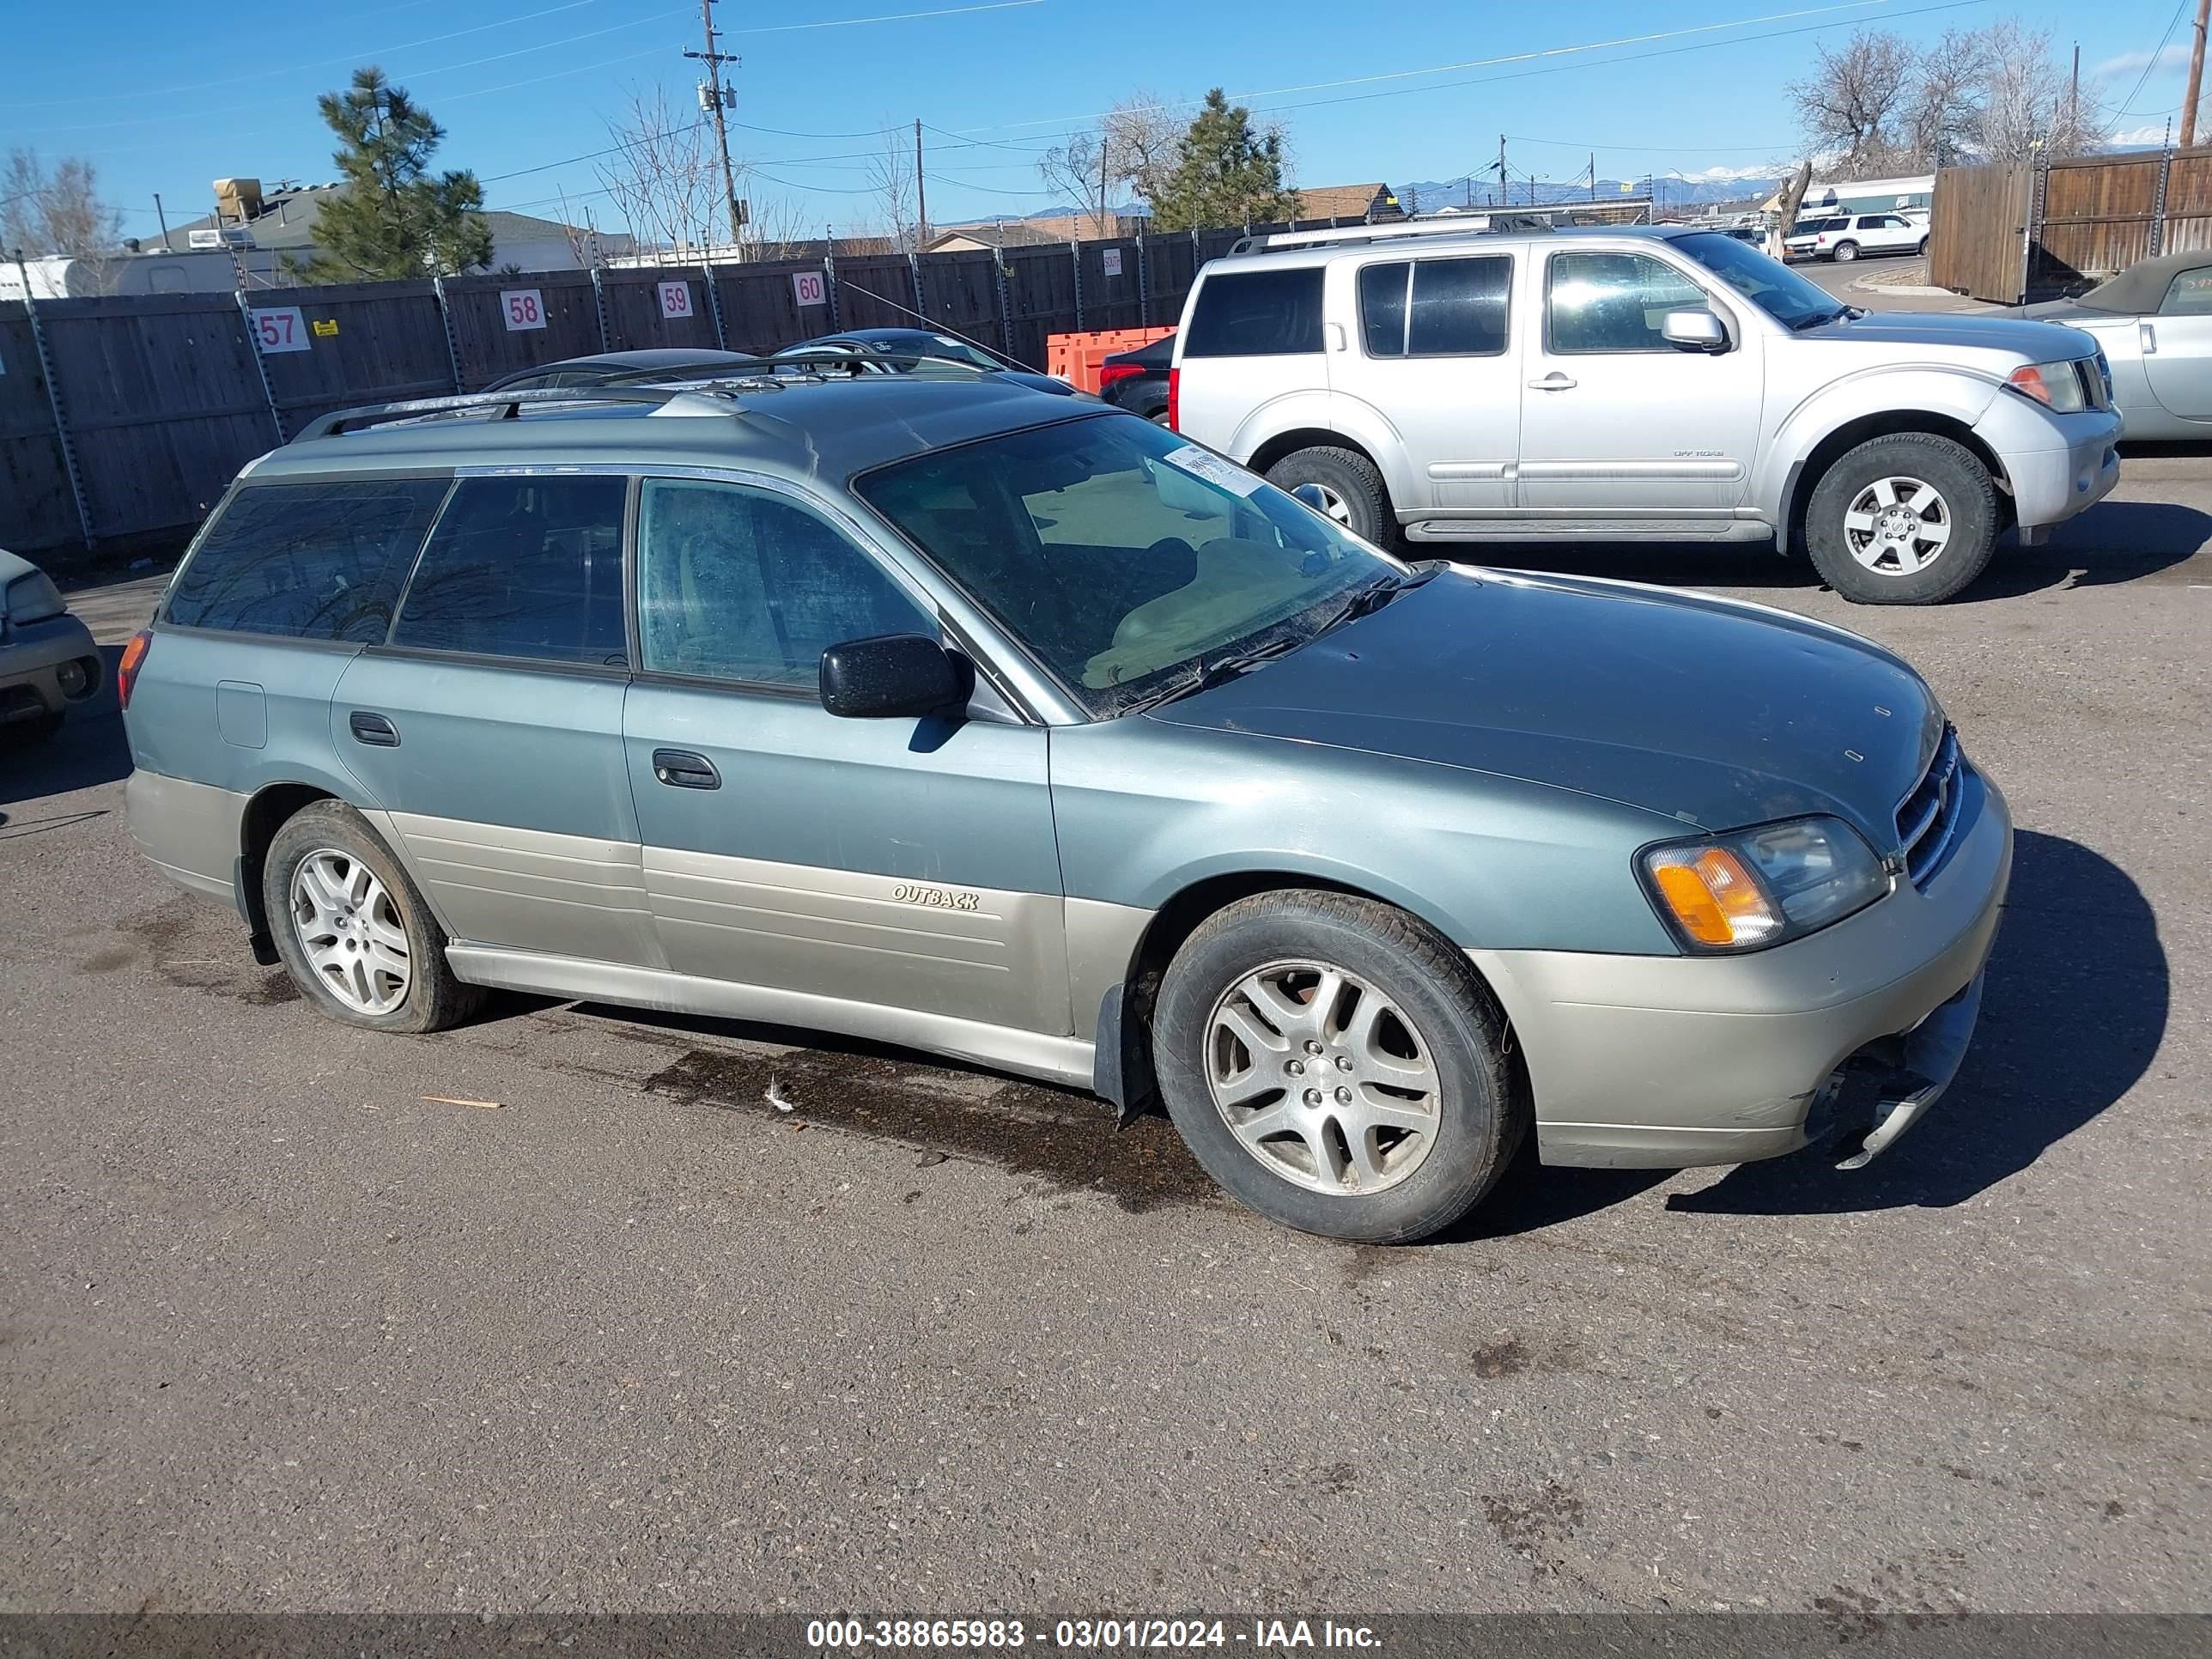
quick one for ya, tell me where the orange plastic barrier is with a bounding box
[1047,325,1175,393]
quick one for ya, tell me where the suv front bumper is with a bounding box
[1472,767,2013,1170]
[1979,402,2122,533]
[1,611,101,728]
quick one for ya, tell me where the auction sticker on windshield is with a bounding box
[1161,444,1265,496]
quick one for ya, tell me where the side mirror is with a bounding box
[819,634,965,720]
[1662,307,1729,352]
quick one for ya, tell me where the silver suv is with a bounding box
[1170,222,2120,604]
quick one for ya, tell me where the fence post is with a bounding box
[700,261,727,349]
[1137,230,1148,327]
[588,266,611,353]
[992,245,1013,356]
[1070,240,1084,331]
[233,289,286,445]
[2153,149,2173,258]
[908,251,926,322]
[13,265,94,548]
[431,276,465,392]
[825,246,841,332]
[2023,162,2048,302]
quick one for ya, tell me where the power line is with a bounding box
[2118,0,2193,115]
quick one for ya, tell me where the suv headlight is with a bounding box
[2005,359,2089,414]
[1639,816,1889,952]
[3,568,66,625]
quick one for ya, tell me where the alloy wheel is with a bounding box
[289,849,410,1015]
[1844,476,1952,575]
[1204,961,1442,1195]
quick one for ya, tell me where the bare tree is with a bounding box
[597,86,724,259]
[3,148,125,283]
[732,186,814,261]
[865,124,919,251]
[1103,92,1184,211]
[1977,20,2102,161]
[1037,131,1113,236]
[1788,31,1917,171]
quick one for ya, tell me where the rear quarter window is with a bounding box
[1184,267,1325,356]
[161,477,451,642]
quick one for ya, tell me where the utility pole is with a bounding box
[1497,135,1507,210]
[686,0,744,248]
[2069,42,2080,140]
[915,118,928,249]
[153,192,171,250]
[2185,0,2211,149]
[1589,153,1596,203]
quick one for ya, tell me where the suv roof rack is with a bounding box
[1228,214,1558,256]
[294,385,714,441]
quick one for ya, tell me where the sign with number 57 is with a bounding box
[249,307,310,354]
[792,270,827,307]
[501,289,547,331]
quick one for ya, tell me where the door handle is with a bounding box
[652,749,720,790]
[1528,373,1577,390]
[2140,320,2158,356]
[348,711,399,747]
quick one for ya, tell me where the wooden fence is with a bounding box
[0,219,1353,559]
[1932,149,2212,303]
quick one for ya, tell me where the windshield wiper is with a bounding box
[1119,634,1310,716]
[1792,307,1850,331]
[1310,560,1447,637]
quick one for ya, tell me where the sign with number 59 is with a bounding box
[792,270,827,307]
[249,307,310,354]
[501,289,547,331]
[658,281,694,319]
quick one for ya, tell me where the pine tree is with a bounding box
[1146,90,1301,232]
[294,67,492,282]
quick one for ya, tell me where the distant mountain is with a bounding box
[1395,173,1783,212]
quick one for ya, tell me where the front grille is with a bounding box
[1895,726,1966,887]
[2076,354,2113,411]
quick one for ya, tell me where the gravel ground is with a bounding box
[2,475,2206,1619]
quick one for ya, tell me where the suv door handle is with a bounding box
[348,711,399,747]
[652,749,720,790]
[1528,373,1577,390]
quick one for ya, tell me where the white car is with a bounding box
[1784,212,1927,263]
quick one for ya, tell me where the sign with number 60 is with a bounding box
[791,270,827,307]
[249,307,310,354]
[501,289,547,331]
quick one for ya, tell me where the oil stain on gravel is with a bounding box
[642,1043,1217,1213]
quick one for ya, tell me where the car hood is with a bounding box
[1800,309,2098,360]
[0,548,38,587]
[1146,569,1942,852]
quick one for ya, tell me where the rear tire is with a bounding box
[1805,431,1997,605]
[1917,235,1929,257]
[263,799,483,1034]
[1263,446,1399,548]
[1832,240,1859,263]
[1152,890,1522,1243]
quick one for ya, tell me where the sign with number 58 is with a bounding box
[249,307,310,354]
[501,289,547,331]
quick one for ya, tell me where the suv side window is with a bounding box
[161,477,450,642]
[1856,216,1887,231]
[391,474,628,665]
[636,478,932,689]
[1359,256,1510,356]
[1183,268,1325,356]
[1546,252,1709,355]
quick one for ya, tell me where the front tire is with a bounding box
[263,799,482,1034]
[1804,431,1997,605]
[1152,890,1522,1243]
[1263,446,1399,547]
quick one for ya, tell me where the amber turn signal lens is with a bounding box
[117,629,151,711]
[1649,847,1778,948]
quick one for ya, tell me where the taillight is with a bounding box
[118,629,151,710]
[1098,362,1142,392]
[1166,368,1180,431]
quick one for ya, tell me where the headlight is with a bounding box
[3,569,66,625]
[2005,360,2088,414]
[1639,816,1889,952]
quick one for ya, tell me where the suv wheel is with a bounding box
[1264,447,1398,546]
[1831,240,1859,263]
[1917,235,1930,257]
[1805,431,1997,605]
[264,799,483,1034]
[1152,890,1522,1243]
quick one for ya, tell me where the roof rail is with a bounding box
[603,346,999,384]
[292,385,712,442]
[1227,214,1558,256]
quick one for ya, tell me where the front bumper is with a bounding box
[1471,767,2013,1170]
[0,611,101,726]
[1981,403,2122,533]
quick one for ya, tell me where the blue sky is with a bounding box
[0,0,2197,240]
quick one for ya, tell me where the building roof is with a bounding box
[1295,183,1398,220]
[924,221,1073,252]
[155,183,618,255]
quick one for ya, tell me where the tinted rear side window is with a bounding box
[392,475,629,665]
[1408,257,1510,355]
[1358,262,1410,356]
[163,478,449,642]
[1183,268,1324,356]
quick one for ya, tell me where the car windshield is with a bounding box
[856,414,1397,716]
[1679,232,1844,329]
